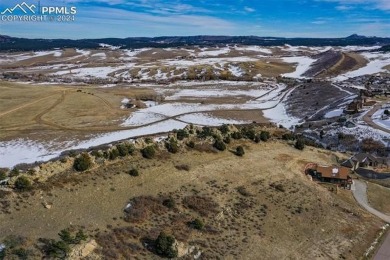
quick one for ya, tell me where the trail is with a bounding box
[0,92,60,118]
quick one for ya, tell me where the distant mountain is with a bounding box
[1,35,390,52]
[346,34,370,39]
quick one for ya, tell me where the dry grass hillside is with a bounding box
[0,126,385,259]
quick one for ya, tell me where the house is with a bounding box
[342,153,390,169]
[306,164,352,189]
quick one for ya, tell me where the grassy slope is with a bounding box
[0,138,384,259]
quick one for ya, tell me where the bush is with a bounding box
[231,131,243,140]
[116,144,129,157]
[282,133,295,141]
[129,168,139,177]
[295,139,305,150]
[162,197,175,209]
[109,148,120,160]
[145,138,153,144]
[241,127,256,140]
[141,146,156,159]
[165,138,179,154]
[155,232,177,258]
[187,141,195,148]
[176,129,189,141]
[9,168,20,177]
[14,176,32,191]
[385,109,390,115]
[213,139,226,151]
[223,136,231,144]
[235,146,245,156]
[189,218,204,230]
[73,153,93,171]
[219,124,230,135]
[197,126,213,138]
[260,131,270,141]
[0,170,7,181]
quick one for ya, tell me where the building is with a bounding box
[306,164,352,189]
[341,153,390,170]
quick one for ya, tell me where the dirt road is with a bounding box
[352,180,390,223]
[362,103,390,135]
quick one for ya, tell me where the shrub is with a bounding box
[282,133,295,141]
[165,138,179,154]
[223,136,231,144]
[219,124,230,135]
[116,144,129,157]
[176,129,189,141]
[295,139,305,150]
[43,239,70,258]
[235,146,245,156]
[155,232,177,258]
[241,127,256,140]
[141,146,156,159]
[145,138,153,144]
[260,131,270,141]
[109,148,120,160]
[0,170,7,181]
[213,139,226,151]
[187,141,195,148]
[254,135,261,143]
[73,153,93,171]
[129,168,139,177]
[189,218,204,230]
[14,176,32,191]
[9,168,20,177]
[197,126,213,138]
[231,131,243,140]
[385,109,390,115]
[162,197,175,209]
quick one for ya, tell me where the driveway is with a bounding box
[352,180,390,260]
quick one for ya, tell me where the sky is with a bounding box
[0,0,389,39]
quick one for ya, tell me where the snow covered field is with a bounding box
[281,56,316,78]
[334,52,390,81]
[372,109,390,130]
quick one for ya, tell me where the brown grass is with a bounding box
[367,182,390,215]
[0,140,384,259]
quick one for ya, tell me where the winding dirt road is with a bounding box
[362,103,390,135]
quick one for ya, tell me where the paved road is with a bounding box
[352,180,390,223]
[352,180,390,260]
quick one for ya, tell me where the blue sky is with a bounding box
[0,0,389,39]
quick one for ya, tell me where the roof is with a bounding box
[352,153,389,165]
[341,159,355,168]
[316,165,350,180]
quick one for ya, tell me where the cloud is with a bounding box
[319,0,390,11]
[244,6,256,13]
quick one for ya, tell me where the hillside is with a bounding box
[0,126,384,259]
[1,34,390,51]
